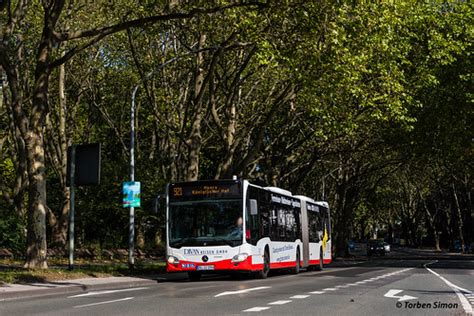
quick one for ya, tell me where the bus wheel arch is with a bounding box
[256,246,270,279]
[291,246,301,274]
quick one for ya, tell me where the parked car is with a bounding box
[367,240,385,256]
[383,242,391,252]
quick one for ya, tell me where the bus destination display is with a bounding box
[169,181,241,200]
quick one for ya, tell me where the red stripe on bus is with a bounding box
[167,257,263,273]
[308,259,332,265]
[270,261,297,269]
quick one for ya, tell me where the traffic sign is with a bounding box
[123,182,141,208]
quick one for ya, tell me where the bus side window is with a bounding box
[278,208,286,239]
[295,208,301,241]
[246,186,263,245]
[285,207,296,241]
[321,207,331,240]
[308,210,320,243]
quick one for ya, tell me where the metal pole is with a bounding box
[129,86,139,268]
[68,145,76,270]
[126,55,188,268]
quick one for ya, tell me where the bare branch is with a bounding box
[54,2,266,42]
[50,2,266,69]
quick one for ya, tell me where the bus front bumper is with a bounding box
[167,257,263,273]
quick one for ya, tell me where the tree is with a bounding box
[0,0,266,268]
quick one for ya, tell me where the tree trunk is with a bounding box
[434,231,441,252]
[421,194,441,251]
[24,128,48,269]
[452,183,465,253]
[50,188,70,246]
[24,25,54,268]
[333,161,349,258]
[186,33,206,181]
[49,61,70,247]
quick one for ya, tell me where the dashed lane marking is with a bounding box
[268,300,292,305]
[322,288,337,291]
[290,295,310,299]
[68,287,148,298]
[215,286,271,297]
[242,268,414,313]
[243,307,271,312]
[73,297,134,308]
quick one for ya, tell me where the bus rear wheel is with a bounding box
[188,272,202,281]
[291,249,301,274]
[256,249,270,279]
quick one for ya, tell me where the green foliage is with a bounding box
[0,206,26,254]
[0,0,472,259]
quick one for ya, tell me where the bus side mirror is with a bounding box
[250,199,258,215]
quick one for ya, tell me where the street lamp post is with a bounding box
[128,86,139,268]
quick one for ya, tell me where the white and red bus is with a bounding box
[166,179,331,280]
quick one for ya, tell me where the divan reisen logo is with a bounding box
[183,248,228,256]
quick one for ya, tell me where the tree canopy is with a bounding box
[0,0,472,267]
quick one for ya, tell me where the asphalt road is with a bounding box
[1,259,473,316]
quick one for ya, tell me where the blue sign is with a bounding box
[123,182,140,208]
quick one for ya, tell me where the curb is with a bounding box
[0,278,159,301]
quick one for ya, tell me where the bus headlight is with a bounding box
[231,253,249,263]
[167,255,180,264]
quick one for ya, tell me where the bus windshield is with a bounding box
[169,199,243,248]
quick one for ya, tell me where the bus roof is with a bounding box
[293,195,316,203]
[264,186,292,196]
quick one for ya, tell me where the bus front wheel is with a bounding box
[256,249,270,279]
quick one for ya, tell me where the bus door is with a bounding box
[300,201,310,267]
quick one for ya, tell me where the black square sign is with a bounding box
[67,143,101,186]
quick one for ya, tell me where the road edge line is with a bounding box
[424,260,473,315]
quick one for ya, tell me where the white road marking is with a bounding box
[68,287,148,298]
[73,297,134,308]
[309,291,325,294]
[290,295,310,299]
[268,300,292,305]
[384,289,418,302]
[243,307,271,312]
[215,286,271,297]
[338,285,350,288]
[322,288,337,291]
[424,261,473,315]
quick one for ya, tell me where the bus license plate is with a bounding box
[197,265,214,271]
[181,263,195,269]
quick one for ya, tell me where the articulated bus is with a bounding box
[166,179,331,281]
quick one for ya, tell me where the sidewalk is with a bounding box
[0,275,165,301]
